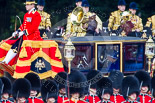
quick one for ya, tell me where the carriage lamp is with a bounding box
[64,38,75,74]
[145,36,155,74]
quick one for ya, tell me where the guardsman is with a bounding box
[84,70,102,103]
[54,72,68,103]
[37,0,51,38]
[128,2,143,37]
[134,71,151,103]
[64,70,87,103]
[109,70,125,103]
[65,0,82,37]
[1,77,13,103]
[148,76,155,103]
[98,77,113,103]
[145,15,155,37]
[41,80,58,103]
[0,78,3,102]
[121,76,140,103]
[108,0,126,33]
[12,78,31,103]
[24,73,44,103]
[1,0,42,65]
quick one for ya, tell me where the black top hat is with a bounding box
[109,70,124,89]
[118,0,126,6]
[41,80,58,103]
[87,70,102,89]
[82,0,90,7]
[1,77,12,95]
[135,71,151,90]
[24,0,37,5]
[129,2,138,10]
[24,73,41,94]
[122,76,140,100]
[67,70,87,98]
[37,0,45,6]
[12,78,31,100]
[54,72,67,90]
[97,77,113,99]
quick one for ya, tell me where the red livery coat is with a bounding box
[110,94,125,103]
[18,8,42,40]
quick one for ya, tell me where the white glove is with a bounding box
[18,31,24,38]
[12,31,18,37]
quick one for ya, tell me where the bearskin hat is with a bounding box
[87,70,102,89]
[122,76,140,100]
[54,72,67,90]
[24,73,41,94]
[151,76,155,98]
[41,80,58,103]
[118,0,126,6]
[1,77,12,95]
[134,70,151,90]
[67,70,87,98]
[0,79,3,99]
[109,70,124,89]
[12,78,31,100]
[97,77,113,99]
[37,0,45,6]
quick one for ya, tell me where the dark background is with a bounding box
[0,0,155,41]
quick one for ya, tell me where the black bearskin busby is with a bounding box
[87,70,102,89]
[24,73,41,94]
[12,78,31,100]
[41,80,58,103]
[0,79,3,99]
[1,77,12,95]
[67,70,87,98]
[151,76,155,98]
[37,0,45,6]
[122,76,140,100]
[134,70,151,90]
[54,72,67,90]
[97,77,113,99]
[109,70,124,89]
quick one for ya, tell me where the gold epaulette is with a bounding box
[80,98,87,102]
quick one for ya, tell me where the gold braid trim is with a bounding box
[17,51,63,68]
[0,42,12,51]
[13,70,57,79]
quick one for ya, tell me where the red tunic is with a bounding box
[19,8,42,40]
[138,93,151,103]
[84,95,101,103]
[101,100,113,103]
[57,95,69,103]
[148,99,155,103]
[63,99,87,103]
[110,94,125,103]
[1,100,13,103]
[121,100,140,103]
[28,97,44,103]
